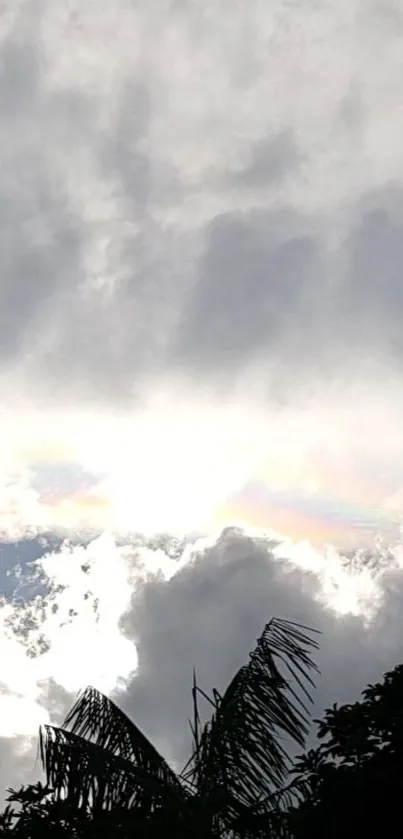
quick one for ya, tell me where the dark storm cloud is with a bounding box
[0,26,84,370]
[0,18,328,406]
[0,40,39,118]
[338,185,403,361]
[0,23,186,406]
[0,188,82,362]
[168,182,403,394]
[2,4,403,407]
[337,85,365,134]
[117,529,403,769]
[99,78,182,215]
[229,129,301,188]
[100,80,152,218]
[170,208,323,381]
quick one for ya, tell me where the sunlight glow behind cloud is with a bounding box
[0,383,402,547]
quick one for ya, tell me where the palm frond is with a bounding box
[38,685,187,816]
[39,724,187,814]
[182,617,320,822]
[61,686,183,793]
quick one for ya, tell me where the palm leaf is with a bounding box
[39,686,187,814]
[39,725,187,814]
[63,686,182,790]
[182,617,320,825]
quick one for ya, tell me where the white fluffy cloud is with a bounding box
[2,0,403,809]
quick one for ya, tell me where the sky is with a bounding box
[2,0,403,804]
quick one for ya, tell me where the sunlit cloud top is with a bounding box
[1,382,403,548]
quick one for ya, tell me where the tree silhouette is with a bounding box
[0,617,320,838]
[7,625,403,836]
[287,662,403,836]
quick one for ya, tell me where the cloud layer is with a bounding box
[1,0,403,406]
[2,0,403,810]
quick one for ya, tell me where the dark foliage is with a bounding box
[287,662,403,836]
[0,618,320,838]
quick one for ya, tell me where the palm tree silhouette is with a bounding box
[36,618,320,837]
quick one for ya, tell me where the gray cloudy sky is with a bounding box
[2,0,403,808]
